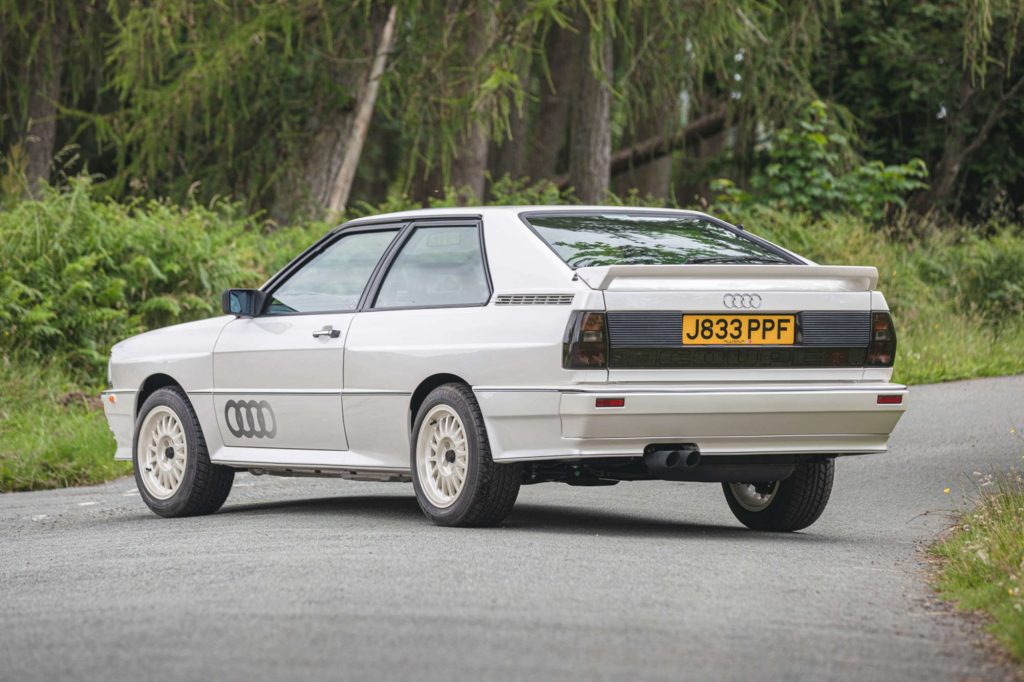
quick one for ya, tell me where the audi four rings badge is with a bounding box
[723,293,762,309]
[224,400,277,439]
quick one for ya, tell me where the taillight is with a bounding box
[866,312,897,367]
[563,311,608,369]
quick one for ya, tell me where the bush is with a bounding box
[715,101,928,222]
[0,178,323,377]
[933,228,1024,322]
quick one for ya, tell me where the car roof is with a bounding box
[341,205,718,227]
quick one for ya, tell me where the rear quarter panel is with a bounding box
[341,212,594,466]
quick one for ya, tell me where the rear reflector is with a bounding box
[595,397,625,408]
[877,395,903,405]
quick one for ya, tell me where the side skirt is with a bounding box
[211,445,411,482]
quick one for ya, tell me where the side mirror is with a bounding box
[221,289,266,317]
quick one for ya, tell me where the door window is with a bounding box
[373,226,490,308]
[265,230,398,315]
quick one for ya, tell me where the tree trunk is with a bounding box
[24,16,67,196]
[325,5,397,215]
[526,24,576,181]
[917,132,969,212]
[450,117,489,203]
[675,103,728,206]
[910,73,975,213]
[911,71,1024,212]
[612,102,679,201]
[450,2,497,204]
[488,82,529,187]
[272,8,393,220]
[554,108,727,190]
[567,21,612,203]
[619,155,673,200]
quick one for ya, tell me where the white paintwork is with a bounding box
[212,314,352,450]
[102,206,907,478]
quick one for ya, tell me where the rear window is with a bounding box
[524,213,793,268]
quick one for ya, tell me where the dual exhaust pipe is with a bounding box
[642,443,796,483]
[644,445,702,472]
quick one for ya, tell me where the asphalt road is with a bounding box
[2,376,1023,682]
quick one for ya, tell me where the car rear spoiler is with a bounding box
[574,264,879,292]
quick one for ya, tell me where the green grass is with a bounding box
[0,361,129,492]
[897,315,1024,385]
[932,470,1024,664]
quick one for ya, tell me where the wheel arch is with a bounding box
[409,373,470,431]
[136,373,184,418]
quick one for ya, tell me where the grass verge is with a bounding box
[932,470,1024,664]
[0,360,129,492]
[897,316,1024,385]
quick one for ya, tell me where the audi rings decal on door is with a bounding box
[224,400,277,439]
[722,293,762,309]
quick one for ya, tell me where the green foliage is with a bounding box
[929,228,1024,321]
[104,1,381,207]
[729,101,928,221]
[487,175,570,205]
[814,0,1024,216]
[0,0,113,151]
[0,177,321,376]
[932,469,1024,662]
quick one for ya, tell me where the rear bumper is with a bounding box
[476,383,907,462]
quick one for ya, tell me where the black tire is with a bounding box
[133,386,234,518]
[410,383,521,527]
[722,458,834,532]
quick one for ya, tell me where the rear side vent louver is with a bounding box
[495,294,574,305]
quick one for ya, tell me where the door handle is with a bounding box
[312,325,341,339]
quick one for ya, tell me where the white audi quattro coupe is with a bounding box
[102,206,907,531]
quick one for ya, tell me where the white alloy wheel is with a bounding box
[416,405,470,508]
[137,405,188,500]
[728,481,780,512]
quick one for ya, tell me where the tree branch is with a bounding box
[553,107,727,190]
[961,72,1024,162]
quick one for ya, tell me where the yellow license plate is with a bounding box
[682,315,796,345]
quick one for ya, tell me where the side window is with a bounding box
[374,225,490,308]
[265,230,398,315]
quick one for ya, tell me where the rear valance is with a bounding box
[575,264,879,292]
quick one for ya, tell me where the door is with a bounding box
[213,227,401,451]
[342,221,492,467]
